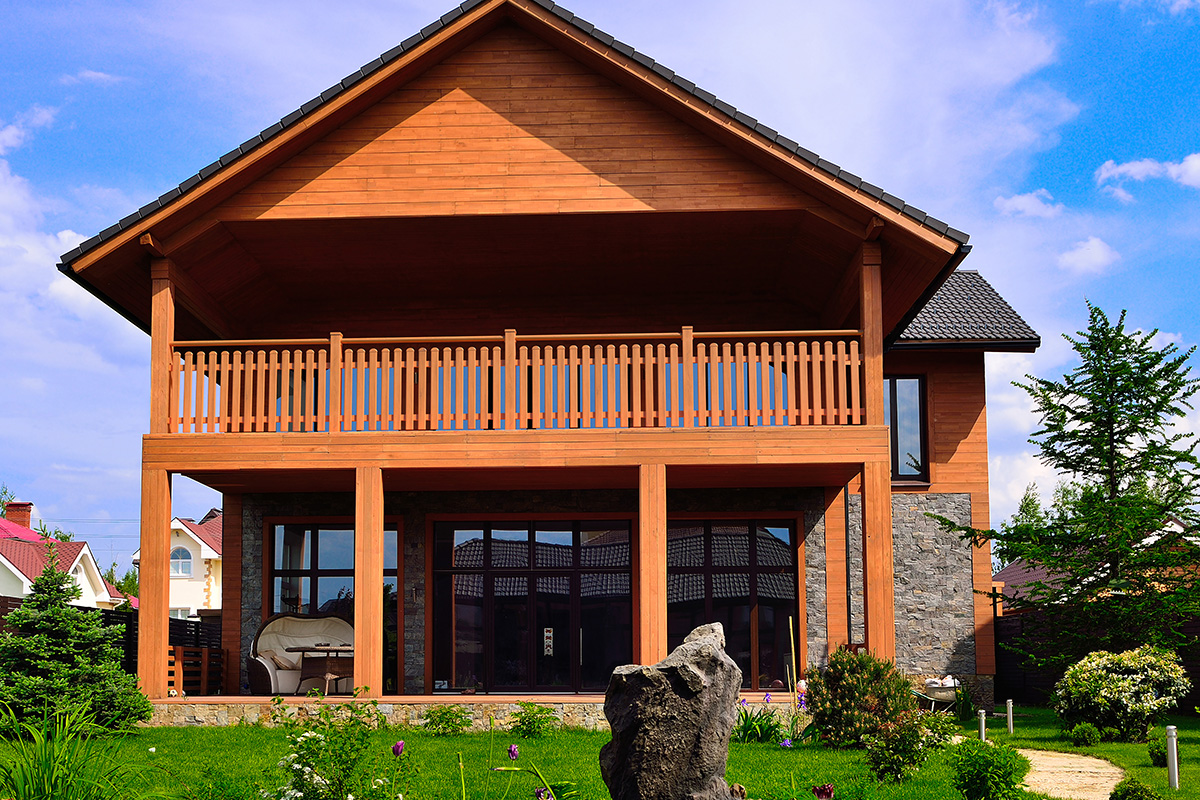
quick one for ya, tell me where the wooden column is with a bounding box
[635,464,668,664]
[858,242,884,426]
[149,259,175,434]
[861,461,895,661]
[138,468,171,699]
[354,466,384,697]
[823,485,850,655]
[220,494,243,694]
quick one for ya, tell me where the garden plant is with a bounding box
[1053,646,1190,742]
[806,647,917,748]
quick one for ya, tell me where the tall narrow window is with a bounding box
[884,376,927,481]
[170,547,192,577]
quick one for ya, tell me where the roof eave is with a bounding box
[884,242,971,347]
[890,337,1041,353]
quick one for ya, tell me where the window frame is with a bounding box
[884,374,929,483]
[169,547,193,577]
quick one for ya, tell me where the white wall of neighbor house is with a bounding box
[0,565,26,597]
[167,528,220,616]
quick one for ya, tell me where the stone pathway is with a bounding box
[1019,748,1125,800]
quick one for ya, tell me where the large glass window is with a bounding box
[432,520,632,693]
[884,376,927,481]
[269,523,402,694]
[667,520,798,690]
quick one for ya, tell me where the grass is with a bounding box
[987,705,1200,799]
[1,706,1196,799]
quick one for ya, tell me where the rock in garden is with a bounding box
[600,622,742,800]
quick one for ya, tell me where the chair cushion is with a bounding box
[259,649,299,670]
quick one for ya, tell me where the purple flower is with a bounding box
[509,744,519,761]
[739,698,747,707]
[534,789,553,800]
[780,739,793,748]
[812,784,835,799]
[392,740,405,757]
[763,692,772,703]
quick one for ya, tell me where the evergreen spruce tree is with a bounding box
[0,544,152,730]
[940,304,1200,669]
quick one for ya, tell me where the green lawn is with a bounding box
[4,707,1196,799]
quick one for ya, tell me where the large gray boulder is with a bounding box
[599,623,742,800]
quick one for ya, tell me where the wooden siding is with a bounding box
[886,350,994,675]
[220,494,243,695]
[212,24,808,221]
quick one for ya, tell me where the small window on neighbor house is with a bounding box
[169,608,190,619]
[884,376,927,481]
[170,547,192,577]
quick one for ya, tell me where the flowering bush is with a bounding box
[1053,646,1191,742]
[263,693,411,800]
[861,709,957,782]
[806,648,916,748]
[732,698,784,744]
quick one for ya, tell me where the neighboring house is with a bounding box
[132,509,223,619]
[57,0,1038,702]
[0,502,126,609]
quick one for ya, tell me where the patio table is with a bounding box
[285,645,354,695]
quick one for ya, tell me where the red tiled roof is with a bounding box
[178,512,222,556]
[103,578,138,608]
[0,517,46,542]
[993,558,1060,610]
[0,539,86,583]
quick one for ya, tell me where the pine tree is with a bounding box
[0,544,152,730]
[940,304,1200,669]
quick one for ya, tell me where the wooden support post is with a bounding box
[150,259,175,435]
[681,326,694,428]
[504,329,517,431]
[823,485,850,655]
[636,464,668,664]
[138,468,171,699]
[329,332,343,432]
[861,461,895,661]
[220,494,243,695]
[354,465,384,697]
[858,243,884,426]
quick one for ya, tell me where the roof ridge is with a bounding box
[58,0,967,267]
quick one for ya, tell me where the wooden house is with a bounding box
[58,0,1038,704]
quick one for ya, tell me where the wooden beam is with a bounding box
[354,465,384,697]
[150,259,175,435]
[864,216,885,242]
[220,494,243,695]
[636,463,667,665]
[823,485,849,655]
[142,242,239,339]
[861,461,895,661]
[821,259,862,330]
[858,243,885,426]
[137,469,171,700]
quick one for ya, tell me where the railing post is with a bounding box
[329,332,343,433]
[504,329,517,431]
[681,326,694,428]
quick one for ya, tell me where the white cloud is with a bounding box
[1095,152,1200,199]
[59,69,124,86]
[1057,236,1120,274]
[0,106,57,156]
[994,188,1063,218]
[989,450,1061,526]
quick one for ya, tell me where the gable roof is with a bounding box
[0,539,86,584]
[178,514,222,556]
[895,270,1040,351]
[57,0,972,346]
[0,518,47,543]
[57,0,966,276]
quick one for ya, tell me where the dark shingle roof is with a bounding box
[895,270,1039,350]
[58,0,968,268]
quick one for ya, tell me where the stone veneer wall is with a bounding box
[845,492,975,676]
[241,487,822,695]
[803,506,828,669]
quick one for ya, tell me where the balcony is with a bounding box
[166,328,865,435]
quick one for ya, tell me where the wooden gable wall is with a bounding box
[212,23,809,221]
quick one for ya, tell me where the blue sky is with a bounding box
[1,0,1198,572]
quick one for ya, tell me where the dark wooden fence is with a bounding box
[0,596,224,695]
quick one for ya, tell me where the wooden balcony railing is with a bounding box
[167,328,864,434]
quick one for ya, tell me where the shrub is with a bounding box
[950,739,1030,800]
[1109,778,1164,800]
[423,703,473,735]
[265,693,412,800]
[0,704,160,800]
[806,648,916,748]
[1146,736,1180,768]
[1053,646,1191,742]
[508,701,558,739]
[1102,727,1122,742]
[732,699,785,744]
[861,710,957,783]
[1069,722,1102,747]
[0,552,152,732]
